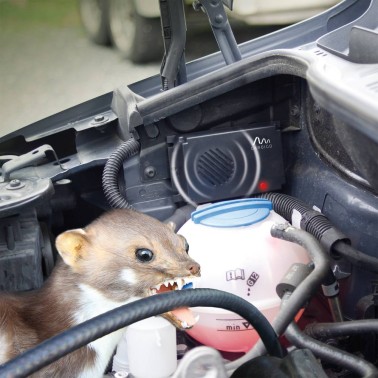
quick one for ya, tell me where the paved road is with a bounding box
[0,25,160,137]
[0,9,272,139]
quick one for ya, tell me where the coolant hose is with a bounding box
[164,204,195,231]
[102,138,140,209]
[332,241,378,272]
[257,192,378,273]
[227,224,330,373]
[285,322,378,378]
[305,319,378,339]
[256,192,348,251]
[0,288,284,378]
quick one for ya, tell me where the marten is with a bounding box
[0,209,200,377]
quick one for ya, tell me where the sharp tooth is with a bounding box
[163,281,169,288]
[156,284,162,290]
[192,277,200,288]
[181,321,189,329]
[176,279,184,290]
[151,288,157,295]
[194,314,200,324]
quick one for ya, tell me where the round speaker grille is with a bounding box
[197,148,235,187]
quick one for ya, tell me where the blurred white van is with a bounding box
[79,0,339,63]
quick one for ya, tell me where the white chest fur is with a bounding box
[0,333,10,364]
[74,284,140,378]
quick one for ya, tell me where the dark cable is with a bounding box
[0,288,284,378]
[102,138,140,209]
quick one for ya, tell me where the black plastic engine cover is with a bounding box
[168,124,285,204]
[231,349,327,378]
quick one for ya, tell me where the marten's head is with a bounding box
[55,209,201,329]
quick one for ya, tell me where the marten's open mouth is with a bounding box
[149,277,199,330]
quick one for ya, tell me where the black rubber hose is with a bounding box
[0,288,284,378]
[257,192,378,273]
[285,322,378,378]
[164,204,195,231]
[256,192,349,251]
[332,241,378,273]
[260,224,330,340]
[227,224,330,373]
[102,138,140,209]
[305,319,378,339]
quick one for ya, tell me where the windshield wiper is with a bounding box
[158,0,241,91]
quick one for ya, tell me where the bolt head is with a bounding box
[10,179,21,187]
[144,166,156,178]
[6,179,25,190]
[215,14,223,23]
[94,115,105,122]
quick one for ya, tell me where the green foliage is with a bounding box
[0,0,80,31]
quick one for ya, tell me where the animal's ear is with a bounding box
[166,221,177,232]
[55,229,89,268]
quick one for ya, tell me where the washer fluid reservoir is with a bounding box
[178,198,309,353]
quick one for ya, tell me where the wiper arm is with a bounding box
[193,0,241,65]
[159,0,187,90]
[158,0,240,92]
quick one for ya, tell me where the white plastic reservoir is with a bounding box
[125,317,176,378]
[178,198,309,353]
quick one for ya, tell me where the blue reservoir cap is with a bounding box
[191,198,272,228]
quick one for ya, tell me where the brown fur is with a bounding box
[0,209,200,377]
[0,265,97,377]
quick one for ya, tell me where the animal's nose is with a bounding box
[188,262,201,275]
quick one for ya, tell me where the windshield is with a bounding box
[0,0,337,139]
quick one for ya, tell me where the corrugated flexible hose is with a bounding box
[102,138,140,209]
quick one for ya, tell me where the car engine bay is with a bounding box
[0,0,377,377]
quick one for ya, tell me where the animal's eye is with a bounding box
[184,239,189,253]
[135,248,154,262]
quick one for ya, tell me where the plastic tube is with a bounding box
[0,288,283,378]
[285,322,378,378]
[227,224,330,373]
[102,138,140,209]
[305,319,378,339]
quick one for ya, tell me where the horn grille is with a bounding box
[197,148,235,186]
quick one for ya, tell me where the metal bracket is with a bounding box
[0,145,65,182]
[193,0,241,65]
